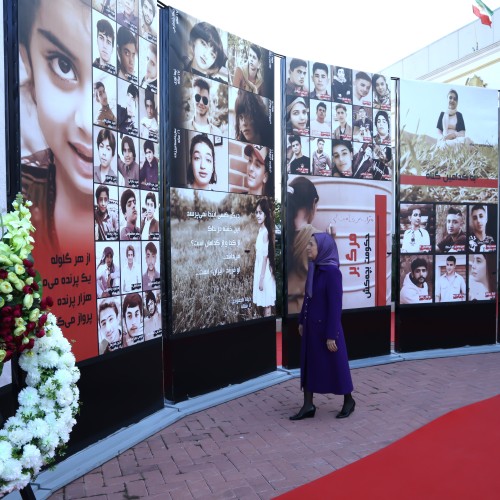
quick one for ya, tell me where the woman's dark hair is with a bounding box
[256,198,275,278]
[189,22,227,71]
[286,177,319,268]
[372,74,387,95]
[234,90,270,145]
[249,44,261,61]
[187,134,217,185]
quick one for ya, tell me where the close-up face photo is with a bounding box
[248,47,261,73]
[332,144,352,172]
[375,76,387,95]
[247,155,267,192]
[97,29,113,64]
[192,38,217,72]
[313,68,328,93]
[122,139,135,165]
[290,102,308,130]
[98,139,113,168]
[376,114,389,135]
[355,77,371,98]
[21,0,93,195]
[446,213,462,235]
[191,139,214,188]
[290,65,307,87]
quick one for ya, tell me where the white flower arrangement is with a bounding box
[0,313,80,495]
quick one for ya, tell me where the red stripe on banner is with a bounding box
[400,175,497,188]
[375,195,387,307]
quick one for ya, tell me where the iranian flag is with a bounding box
[473,0,493,26]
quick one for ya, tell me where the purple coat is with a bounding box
[299,265,353,395]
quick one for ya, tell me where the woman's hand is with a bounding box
[298,324,303,336]
[326,339,338,352]
[259,276,264,291]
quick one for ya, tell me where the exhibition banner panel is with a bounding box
[168,9,276,335]
[399,80,498,305]
[284,59,393,314]
[19,0,160,361]
[170,189,275,334]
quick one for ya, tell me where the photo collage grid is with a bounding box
[92,0,161,354]
[168,9,275,197]
[399,203,497,304]
[398,80,498,307]
[167,9,277,334]
[285,59,392,182]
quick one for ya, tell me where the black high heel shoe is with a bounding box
[289,405,316,421]
[336,399,355,419]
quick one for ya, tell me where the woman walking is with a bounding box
[290,233,355,420]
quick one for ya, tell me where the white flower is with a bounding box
[54,368,73,386]
[1,458,23,481]
[37,350,60,368]
[21,444,43,471]
[56,387,75,407]
[59,352,77,369]
[0,310,80,495]
[25,368,42,386]
[6,428,30,447]
[39,397,56,413]
[18,354,38,372]
[39,433,60,452]
[0,441,13,460]
[4,416,24,431]
[18,387,40,408]
[27,418,50,439]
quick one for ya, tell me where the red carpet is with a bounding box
[277,394,500,499]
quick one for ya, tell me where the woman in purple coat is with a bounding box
[290,232,355,420]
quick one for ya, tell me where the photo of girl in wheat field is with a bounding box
[170,188,275,334]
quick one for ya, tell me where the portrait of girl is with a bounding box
[172,130,228,191]
[184,20,228,84]
[252,198,276,317]
[20,0,94,254]
[286,96,310,136]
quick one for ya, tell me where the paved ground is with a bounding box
[50,352,500,499]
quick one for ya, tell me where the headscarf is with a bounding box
[286,97,307,116]
[305,233,339,298]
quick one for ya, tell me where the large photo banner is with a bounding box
[168,9,276,336]
[399,81,498,305]
[284,58,393,314]
[170,190,275,333]
[19,0,160,361]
